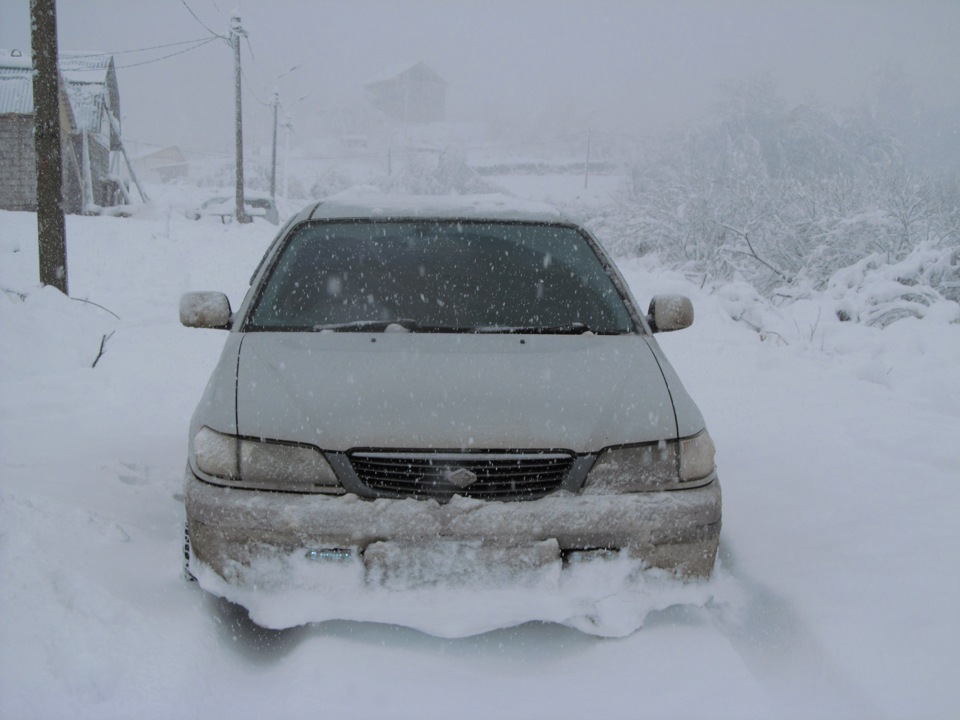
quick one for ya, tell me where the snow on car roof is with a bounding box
[305,188,566,224]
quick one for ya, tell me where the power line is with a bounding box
[180,0,225,39]
[67,37,216,58]
[114,37,218,69]
[239,37,269,104]
[243,35,257,63]
[241,37,278,106]
[238,39,287,109]
[240,64,270,106]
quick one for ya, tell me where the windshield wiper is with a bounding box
[313,319,472,333]
[473,322,598,335]
[314,320,399,332]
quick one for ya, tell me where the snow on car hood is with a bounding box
[235,333,681,453]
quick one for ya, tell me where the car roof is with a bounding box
[299,189,567,224]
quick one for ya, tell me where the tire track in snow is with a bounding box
[708,541,884,720]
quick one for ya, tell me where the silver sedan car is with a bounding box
[180,192,720,591]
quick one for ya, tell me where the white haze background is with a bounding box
[1,1,959,718]
[2,0,959,152]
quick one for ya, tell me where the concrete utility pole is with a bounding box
[30,0,68,294]
[584,125,591,190]
[270,91,279,199]
[282,113,292,199]
[269,66,299,200]
[230,15,250,223]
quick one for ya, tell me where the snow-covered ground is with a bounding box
[1,190,959,719]
[484,173,623,208]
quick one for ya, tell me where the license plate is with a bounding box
[363,539,561,589]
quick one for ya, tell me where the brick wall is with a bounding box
[0,114,38,211]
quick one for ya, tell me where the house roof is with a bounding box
[58,53,114,75]
[0,49,119,135]
[59,52,120,134]
[0,53,34,114]
[0,69,33,115]
[364,61,446,87]
[135,145,187,163]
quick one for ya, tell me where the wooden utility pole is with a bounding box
[30,0,68,294]
[230,15,250,223]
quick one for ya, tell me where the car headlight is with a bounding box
[678,430,716,482]
[583,430,716,493]
[193,426,342,493]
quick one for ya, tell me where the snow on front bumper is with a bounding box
[184,470,722,582]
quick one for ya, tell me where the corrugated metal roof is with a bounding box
[59,53,113,73]
[0,50,113,131]
[60,53,111,92]
[0,72,33,114]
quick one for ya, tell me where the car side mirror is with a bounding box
[647,295,693,333]
[180,291,232,329]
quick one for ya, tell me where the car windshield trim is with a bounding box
[244,319,630,335]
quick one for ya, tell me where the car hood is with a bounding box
[235,333,683,453]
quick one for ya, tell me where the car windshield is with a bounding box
[246,220,636,334]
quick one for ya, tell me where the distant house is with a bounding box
[340,135,368,150]
[364,61,446,124]
[0,49,134,213]
[133,145,189,182]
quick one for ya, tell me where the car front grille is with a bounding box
[348,450,574,502]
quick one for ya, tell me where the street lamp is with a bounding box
[282,94,309,199]
[270,65,301,200]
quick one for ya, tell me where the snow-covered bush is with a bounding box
[593,80,960,326]
[375,149,502,195]
[309,165,353,201]
[827,242,960,326]
[193,161,235,189]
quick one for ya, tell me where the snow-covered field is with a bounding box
[1,190,959,719]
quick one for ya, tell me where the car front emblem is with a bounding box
[444,467,478,488]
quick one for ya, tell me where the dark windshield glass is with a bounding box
[246,221,635,333]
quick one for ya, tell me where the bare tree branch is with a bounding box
[714,221,792,282]
[1,286,27,301]
[92,331,115,369]
[70,297,121,320]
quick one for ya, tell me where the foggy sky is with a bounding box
[1,0,958,154]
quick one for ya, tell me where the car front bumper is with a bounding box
[184,470,722,582]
